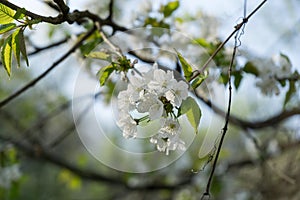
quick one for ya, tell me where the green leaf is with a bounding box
[103,79,116,105]
[280,53,292,67]
[58,169,82,190]
[233,72,243,89]
[0,23,16,34]
[191,71,208,89]
[0,3,16,24]
[193,38,211,48]
[175,49,193,81]
[175,17,183,24]
[27,19,42,27]
[243,62,259,76]
[18,29,29,66]
[79,32,102,55]
[218,73,228,85]
[1,35,13,76]
[179,97,201,133]
[278,79,286,87]
[11,28,21,67]
[161,1,179,18]
[85,51,111,62]
[13,8,26,20]
[284,80,296,107]
[97,64,116,86]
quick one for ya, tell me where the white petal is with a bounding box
[149,101,164,120]
[165,90,175,102]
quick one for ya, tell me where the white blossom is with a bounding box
[148,100,164,120]
[135,93,164,120]
[117,114,137,138]
[117,90,134,112]
[272,54,292,79]
[255,54,293,96]
[150,130,186,155]
[150,118,186,155]
[159,118,181,136]
[166,80,189,106]
[116,63,190,155]
[148,69,174,95]
[256,76,280,96]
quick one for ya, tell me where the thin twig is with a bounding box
[200,1,270,198]
[201,14,244,199]
[22,93,97,138]
[267,161,296,185]
[48,98,94,148]
[99,29,123,57]
[189,0,268,82]
[107,0,114,21]
[0,27,96,109]
[28,37,70,56]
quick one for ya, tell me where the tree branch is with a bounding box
[0,27,96,109]
[47,99,93,148]
[0,0,63,24]
[0,134,193,190]
[195,91,300,130]
[53,0,69,16]
[0,0,127,31]
[226,139,300,172]
[0,90,192,190]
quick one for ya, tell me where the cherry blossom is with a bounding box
[116,63,189,154]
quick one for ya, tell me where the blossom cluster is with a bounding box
[256,54,292,96]
[117,64,189,155]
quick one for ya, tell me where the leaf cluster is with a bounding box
[142,1,179,36]
[0,4,37,77]
[86,51,134,86]
[175,49,208,89]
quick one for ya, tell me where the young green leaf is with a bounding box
[280,53,292,67]
[97,64,116,86]
[179,97,201,133]
[85,51,111,62]
[161,1,179,18]
[191,71,208,89]
[0,23,16,34]
[284,80,296,107]
[13,8,26,20]
[1,35,13,76]
[175,49,193,81]
[11,28,21,67]
[18,29,29,66]
[218,73,229,85]
[243,62,259,76]
[193,38,211,48]
[28,19,42,29]
[233,72,243,89]
[0,3,16,24]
